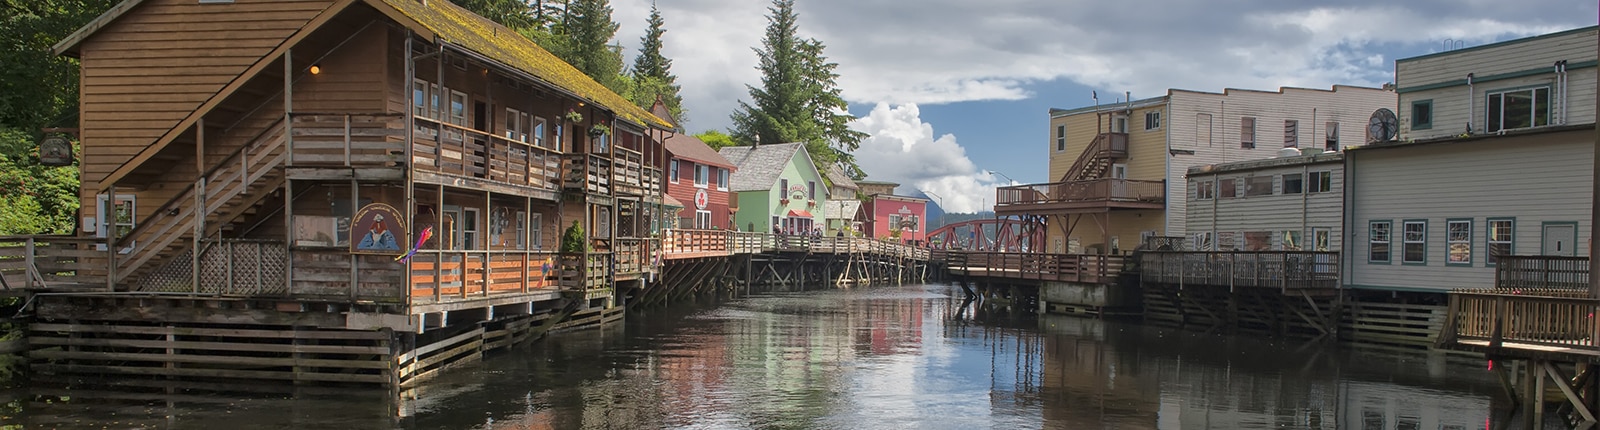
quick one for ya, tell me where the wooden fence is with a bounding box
[0,236,108,291]
[945,252,1125,284]
[1139,251,1340,291]
[1439,288,1600,355]
[1496,255,1588,290]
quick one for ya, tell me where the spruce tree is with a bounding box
[630,4,684,124]
[730,0,864,169]
[561,0,626,93]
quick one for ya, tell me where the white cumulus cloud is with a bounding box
[850,103,1011,213]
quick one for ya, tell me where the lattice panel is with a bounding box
[197,241,288,296]
[133,249,194,292]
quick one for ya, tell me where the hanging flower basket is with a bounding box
[564,109,584,124]
[588,123,610,138]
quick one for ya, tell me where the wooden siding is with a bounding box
[1346,128,1593,293]
[1186,157,1344,251]
[664,157,734,229]
[78,0,339,188]
[1165,87,1395,238]
[1396,28,1598,141]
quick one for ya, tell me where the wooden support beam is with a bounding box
[1545,360,1600,425]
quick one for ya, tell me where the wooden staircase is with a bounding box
[1061,131,1128,183]
[113,119,290,287]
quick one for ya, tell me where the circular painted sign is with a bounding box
[39,136,73,166]
[694,188,709,210]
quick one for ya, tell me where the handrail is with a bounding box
[1441,288,1600,352]
[996,178,1165,206]
[116,117,286,247]
[1139,250,1341,291]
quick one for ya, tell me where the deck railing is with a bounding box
[1496,255,1588,290]
[412,117,563,190]
[0,236,108,291]
[1139,251,1340,291]
[289,113,405,167]
[1439,288,1600,352]
[945,251,1126,283]
[409,250,559,301]
[659,230,931,260]
[995,178,1165,207]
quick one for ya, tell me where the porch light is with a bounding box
[309,64,322,75]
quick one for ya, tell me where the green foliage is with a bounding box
[628,5,683,125]
[694,130,738,150]
[730,0,865,175]
[560,220,588,253]
[450,0,567,32]
[555,0,626,94]
[0,128,79,235]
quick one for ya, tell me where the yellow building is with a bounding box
[998,86,1394,254]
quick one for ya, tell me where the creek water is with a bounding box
[2,284,1522,429]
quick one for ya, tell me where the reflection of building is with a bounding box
[664,134,736,229]
[866,195,928,243]
[1004,86,1392,254]
[720,143,830,234]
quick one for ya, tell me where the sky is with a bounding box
[612,0,1596,213]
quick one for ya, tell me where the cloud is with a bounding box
[850,103,1010,213]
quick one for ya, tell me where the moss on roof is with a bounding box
[381,0,670,129]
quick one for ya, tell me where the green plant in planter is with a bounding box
[565,109,584,124]
[560,220,588,254]
[589,123,611,137]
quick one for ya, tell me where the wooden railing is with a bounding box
[289,113,404,167]
[1063,132,1128,182]
[944,251,1126,283]
[564,153,613,194]
[412,117,562,190]
[134,239,289,296]
[0,236,108,291]
[409,250,559,301]
[1439,289,1600,353]
[560,253,612,300]
[659,230,932,261]
[1139,251,1340,291]
[995,178,1165,207]
[1497,255,1588,291]
[614,238,655,276]
[613,147,647,196]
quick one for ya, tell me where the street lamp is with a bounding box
[923,190,944,230]
[985,170,1018,184]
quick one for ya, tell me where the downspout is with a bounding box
[1466,73,1475,134]
[1164,98,1172,237]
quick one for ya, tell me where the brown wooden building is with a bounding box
[31,0,673,386]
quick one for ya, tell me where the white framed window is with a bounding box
[514,211,527,250]
[95,194,136,252]
[1144,111,1161,130]
[1324,122,1339,152]
[529,213,543,250]
[462,208,481,250]
[504,108,528,142]
[1055,125,1065,152]
[669,160,680,183]
[889,214,902,231]
[445,89,468,142]
[694,164,709,188]
[1487,218,1514,265]
[695,210,712,229]
[1194,180,1214,200]
[1283,119,1298,147]
[1312,228,1331,252]
[1240,117,1256,149]
[905,215,920,232]
[531,117,548,148]
[1369,221,1391,263]
[1309,171,1332,193]
[1282,173,1303,194]
[1447,219,1471,266]
[1402,220,1426,264]
[1110,164,1127,179]
[1486,86,1551,133]
[717,168,729,191]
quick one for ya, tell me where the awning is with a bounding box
[787,209,813,218]
[662,194,684,208]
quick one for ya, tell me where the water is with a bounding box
[3,284,1516,429]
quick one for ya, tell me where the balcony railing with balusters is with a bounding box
[994,178,1165,214]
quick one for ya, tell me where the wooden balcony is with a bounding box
[411,117,563,193]
[563,153,613,195]
[1438,289,1600,361]
[993,178,1165,215]
[289,113,405,168]
[1139,251,1340,293]
[945,251,1126,284]
[0,236,109,293]
[409,250,561,303]
[1497,255,1588,291]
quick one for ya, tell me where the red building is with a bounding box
[663,134,736,229]
[867,195,929,243]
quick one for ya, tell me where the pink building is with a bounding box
[867,195,928,244]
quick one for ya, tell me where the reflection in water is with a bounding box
[3,284,1508,429]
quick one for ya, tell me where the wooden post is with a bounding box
[404,31,416,309]
[23,237,35,289]
[283,49,296,296]
[106,184,118,291]
[194,118,205,295]
[350,178,359,301]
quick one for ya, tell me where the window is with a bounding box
[906,215,919,232]
[1113,115,1128,133]
[1282,230,1303,251]
[1145,111,1161,130]
[807,181,816,199]
[1217,232,1237,251]
[1324,122,1339,152]
[1488,219,1514,265]
[1447,219,1471,266]
[462,208,480,250]
[1219,178,1238,199]
[531,117,548,147]
[718,168,730,191]
[412,79,437,119]
[445,89,467,142]
[1282,173,1303,194]
[1411,100,1433,130]
[1194,180,1214,200]
[1195,113,1212,146]
[1244,232,1271,251]
[513,211,527,250]
[889,214,902,231]
[593,130,609,154]
[1309,171,1332,193]
[1240,117,1256,149]
[669,160,680,183]
[97,194,136,243]
[1312,228,1331,252]
[1282,120,1299,147]
[694,164,709,188]
[1369,221,1391,263]
[530,213,543,249]
[695,210,712,229]
[780,179,789,196]
[1244,176,1273,197]
[1487,87,1550,133]
[1055,125,1065,152]
[1191,232,1213,251]
[505,108,529,142]
[1402,220,1426,264]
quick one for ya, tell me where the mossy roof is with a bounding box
[378,0,670,129]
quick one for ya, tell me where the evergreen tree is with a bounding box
[730,0,864,170]
[559,0,625,93]
[693,130,737,150]
[629,4,684,124]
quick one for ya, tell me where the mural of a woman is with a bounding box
[351,203,406,254]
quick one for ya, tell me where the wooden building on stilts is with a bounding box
[18,0,675,387]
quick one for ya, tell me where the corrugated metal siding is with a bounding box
[1346,129,1593,292]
